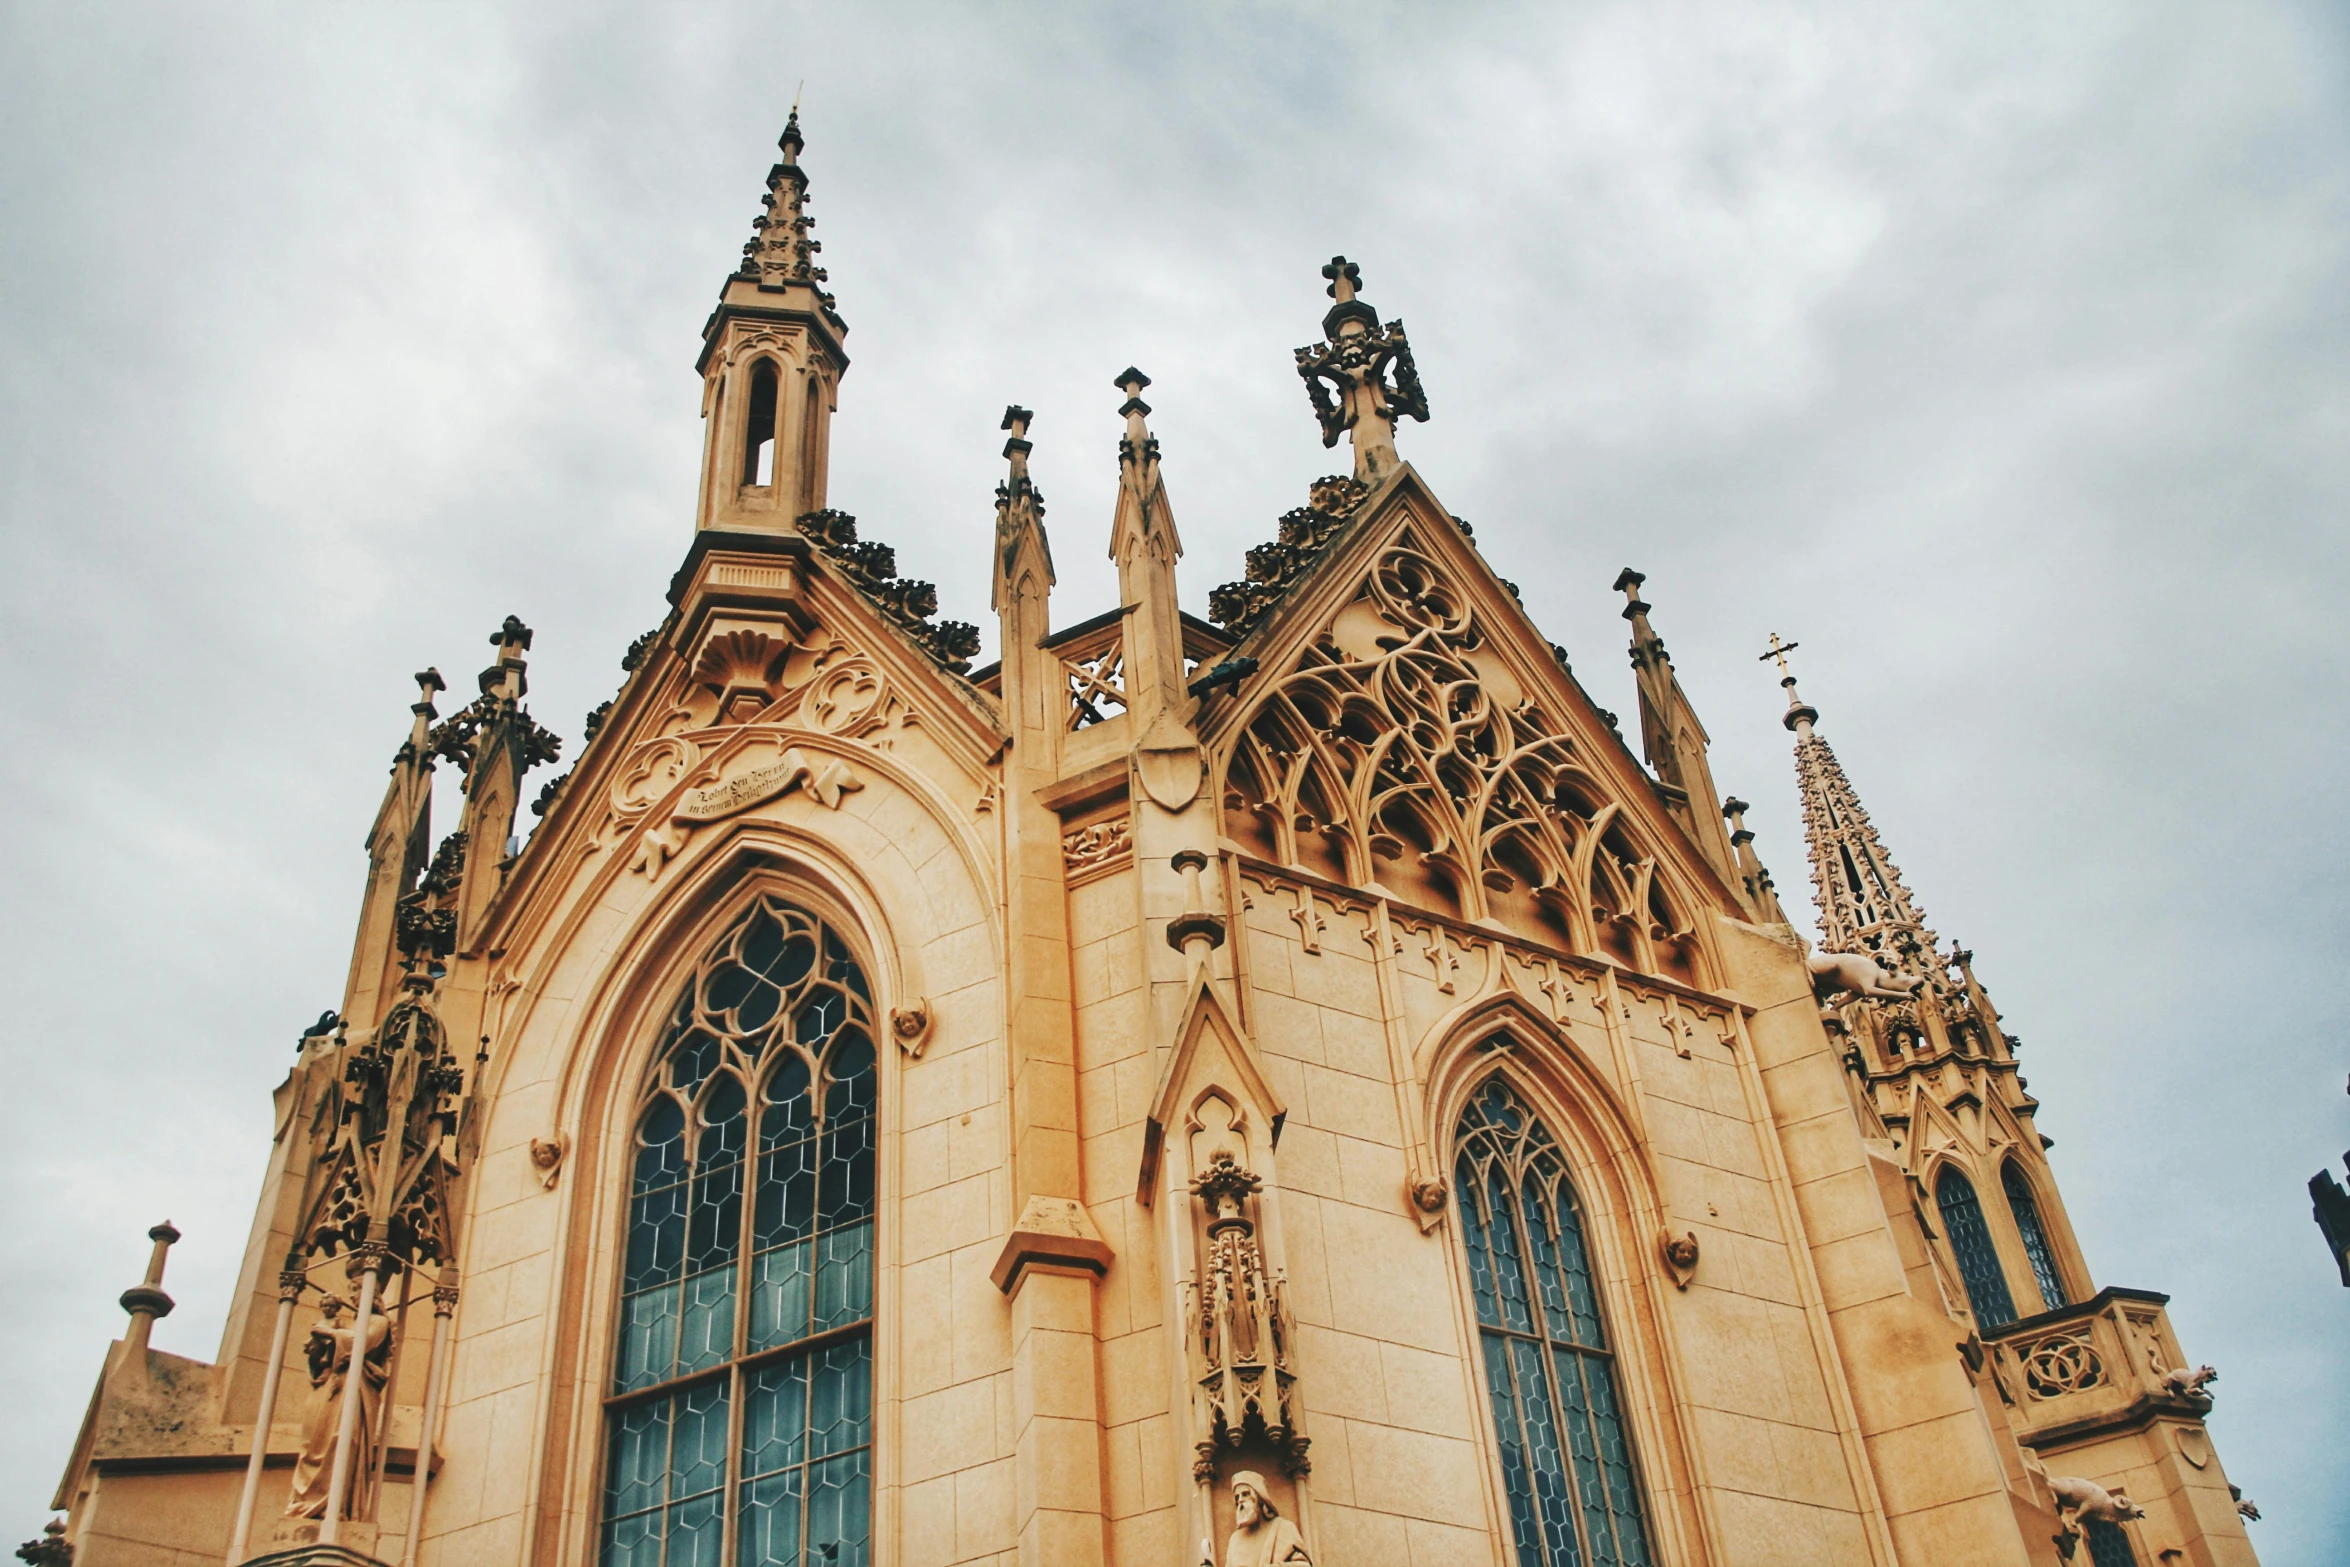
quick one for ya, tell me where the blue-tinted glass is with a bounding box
[2084,1519,2138,1567]
[1458,1079,1653,1567]
[1522,1186,1579,1346]
[605,898,876,1567]
[806,1451,871,1567]
[742,1361,809,1479]
[736,1471,802,1567]
[1481,1332,1546,1567]
[1936,1169,2018,1328]
[2002,1162,2068,1311]
[809,1340,874,1455]
[616,1283,683,1391]
[1485,1166,1537,1334]
[1512,1337,1580,1566]
[1552,1350,1617,1567]
[666,1491,724,1567]
[605,1402,670,1518]
[747,1240,814,1352]
[815,1222,874,1333]
[1579,1356,1652,1567]
[1460,1154,1503,1329]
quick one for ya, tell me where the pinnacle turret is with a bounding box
[992,404,1051,615]
[1770,637,1940,976]
[732,108,837,313]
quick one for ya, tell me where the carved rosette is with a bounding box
[1187,1153,1310,1478]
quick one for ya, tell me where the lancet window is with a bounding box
[1454,1076,1654,1567]
[1934,1167,2017,1330]
[2001,1161,2068,1312]
[603,895,876,1567]
[743,360,780,487]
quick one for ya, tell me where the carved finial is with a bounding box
[993,404,1052,613]
[1321,255,1362,304]
[1114,367,1158,472]
[1296,256,1427,483]
[113,1220,181,1381]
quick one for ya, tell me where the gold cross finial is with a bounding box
[1759,633,1801,681]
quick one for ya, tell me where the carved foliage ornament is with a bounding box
[299,982,466,1269]
[796,509,980,675]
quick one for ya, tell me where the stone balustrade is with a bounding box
[1986,1285,2211,1448]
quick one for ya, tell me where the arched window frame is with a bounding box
[596,888,882,1567]
[739,357,783,489]
[1999,1158,2070,1313]
[1932,1162,2018,1330]
[1446,1065,1662,1567]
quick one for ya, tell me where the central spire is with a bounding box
[694,109,852,533]
[1294,255,1429,485]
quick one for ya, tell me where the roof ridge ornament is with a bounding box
[1294,255,1428,485]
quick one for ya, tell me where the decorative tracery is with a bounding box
[1454,1078,1653,1567]
[604,895,876,1567]
[1217,534,1702,984]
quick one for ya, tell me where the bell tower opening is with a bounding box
[742,360,779,488]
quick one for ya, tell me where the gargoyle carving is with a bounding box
[2049,1475,2145,1533]
[1808,950,1927,1004]
[1660,1229,1700,1290]
[2158,1363,2217,1404]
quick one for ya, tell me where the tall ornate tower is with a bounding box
[1773,636,2258,1564]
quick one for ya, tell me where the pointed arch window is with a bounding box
[1454,1077,1654,1567]
[603,895,876,1567]
[742,360,780,487]
[2001,1161,2068,1312]
[1934,1167,2017,1329]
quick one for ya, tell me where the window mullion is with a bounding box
[720,1362,744,1567]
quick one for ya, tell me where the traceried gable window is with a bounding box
[1455,1077,1654,1567]
[603,896,876,1567]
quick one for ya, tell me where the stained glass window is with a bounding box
[2001,1161,2068,1312]
[2084,1518,2139,1567]
[1455,1076,1653,1567]
[604,896,875,1567]
[1935,1167,2017,1330]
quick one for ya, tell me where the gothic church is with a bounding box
[41,114,2259,1567]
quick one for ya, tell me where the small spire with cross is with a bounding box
[1760,633,1817,732]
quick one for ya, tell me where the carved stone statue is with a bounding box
[1206,1472,1312,1567]
[282,1296,391,1519]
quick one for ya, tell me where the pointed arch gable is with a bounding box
[1138,972,1286,1204]
[1199,465,1738,984]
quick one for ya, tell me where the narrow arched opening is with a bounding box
[741,360,780,487]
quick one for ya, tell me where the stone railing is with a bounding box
[1985,1286,2210,1448]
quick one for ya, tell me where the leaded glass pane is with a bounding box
[2002,1162,2068,1311]
[1479,1332,1545,1567]
[1936,1168,2018,1328]
[2084,1519,2139,1567]
[602,897,878,1567]
[1456,1074,1655,1567]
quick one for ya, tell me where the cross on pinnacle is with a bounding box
[1322,256,1362,304]
[1759,633,1801,680]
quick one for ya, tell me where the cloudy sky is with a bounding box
[3,0,2344,1556]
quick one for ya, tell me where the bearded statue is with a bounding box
[1206,1472,1312,1567]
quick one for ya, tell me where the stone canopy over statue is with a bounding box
[1204,1472,1312,1567]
